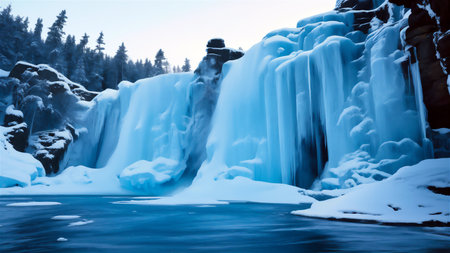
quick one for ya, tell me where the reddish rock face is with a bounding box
[390,0,450,128]
[338,0,449,127]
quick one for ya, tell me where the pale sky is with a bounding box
[3,0,336,68]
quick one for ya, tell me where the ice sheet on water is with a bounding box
[52,215,80,220]
[6,201,61,206]
[68,219,94,227]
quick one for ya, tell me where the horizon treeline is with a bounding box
[0,5,192,91]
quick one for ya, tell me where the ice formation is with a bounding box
[194,3,431,191]
[0,0,446,215]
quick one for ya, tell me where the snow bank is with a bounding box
[292,159,450,225]
[0,126,45,188]
[5,105,23,118]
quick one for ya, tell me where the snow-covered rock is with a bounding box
[0,125,44,187]
[8,61,98,101]
[0,61,95,174]
[292,158,450,225]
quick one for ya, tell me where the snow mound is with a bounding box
[119,158,183,193]
[292,159,450,225]
[0,126,45,188]
[5,105,23,118]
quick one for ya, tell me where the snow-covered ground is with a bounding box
[293,158,450,225]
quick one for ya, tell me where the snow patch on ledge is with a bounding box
[292,159,450,225]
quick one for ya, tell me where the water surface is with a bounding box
[0,196,449,252]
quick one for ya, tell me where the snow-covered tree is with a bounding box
[154,49,167,76]
[182,58,191,72]
[63,35,76,78]
[114,42,128,83]
[33,18,43,40]
[96,32,105,54]
[45,10,67,49]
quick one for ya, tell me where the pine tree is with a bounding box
[78,33,89,51]
[96,32,105,54]
[33,18,43,40]
[0,5,14,68]
[23,17,29,31]
[182,58,191,72]
[144,58,153,77]
[114,42,128,83]
[72,57,88,85]
[63,35,76,78]
[13,16,29,62]
[154,49,166,76]
[45,10,67,48]
[0,5,192,91]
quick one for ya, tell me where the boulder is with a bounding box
[207,38,225,48]
[8,62,98,101]
[3,105,28,152]
[31,125,77,174]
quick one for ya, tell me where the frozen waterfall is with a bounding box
[1,1,433,196]
[195,4,430,190]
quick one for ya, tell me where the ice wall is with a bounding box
[193,2,431,190]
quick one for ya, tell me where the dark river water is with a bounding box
[0,196,449,252]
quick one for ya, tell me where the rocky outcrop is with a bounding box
[183,39,244,179]
[9,62,98,101]
[388,0,450,128]
[3,105,28,152]
[429,128,450,158]
[336,0,391,33]
[30,125,77,174]
[195,38,244,78]
[1,61,96,174]
[337,0,450,128]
